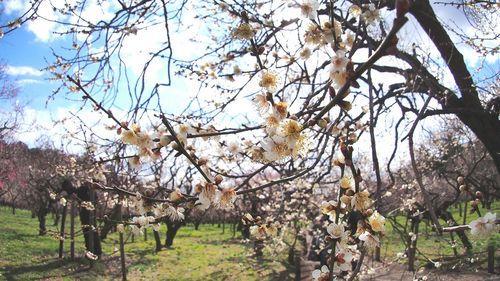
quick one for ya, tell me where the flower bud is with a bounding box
[340,195,351,205]
[459,184,466,192]
[144,189,154,197]
[457,176,465,185]
[318,118,328,129]
[198,158,208,166]
[475,191,482,199]
[160,135,172,147]
[195,183,203,193]
[340,176,353,190]
[215,175,224,185]
[339,100,352,111]
[307,119,316,127]
[340,142,349,158]
[470,200,478,208]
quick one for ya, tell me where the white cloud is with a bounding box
[16,79,43,86]
[6,65,44,77]
[15,105,125,153]
[4,0,118,42]
[3,0,24,15]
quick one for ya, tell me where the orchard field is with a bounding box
[0,207,293,281]
[1,203,499,281]
[0,0,499,281]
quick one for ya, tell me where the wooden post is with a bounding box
[88,188,95,267]
[374,246,381,262]
[463,200,468,225]
[408,219,419,271]
[58,203,68,259]
[153,230,162,252]
[488,244,495,274]
[450,232,458,257]
[118,203,127,281]
[144,228,147,241]
[70,199,75,259]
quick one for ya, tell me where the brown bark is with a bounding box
[37,209,47,236]
[440,211,472,253]
[408,0,500,174]
[58,204,67,259]
[153,230,162,252]
[165,221,181,248]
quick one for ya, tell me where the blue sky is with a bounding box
[0,0,498,152]
[1,26,58,109]
[1,1,497,110]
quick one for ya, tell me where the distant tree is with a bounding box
[1,0,499,279]
[0,63,22,140]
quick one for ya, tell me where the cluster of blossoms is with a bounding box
[303,20,343,47]
[469,212,497,237]
[194,179,237,211]
[121,121,222,168]
[298,2,384,96]
[120,123,160,167]
[313,127,385,279]
[231,22,256,40]
[243,213,280,240]
[456,176,498,237]
[117,116,243,216]
[252,92,310,162]
[123,191,186,236]
[361,4,381,25]
[329,50,353,91]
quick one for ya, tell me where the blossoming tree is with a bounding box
[1,0,498,280]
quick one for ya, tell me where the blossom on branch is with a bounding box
[469,212,497,237]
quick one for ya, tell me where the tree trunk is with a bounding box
[153,230,162,252]
[100,204,122,240]
[240,221,250,239]
[78,183,102,257]
[70,200,75,259]
[407,219,419,271]
[53,209,60,226]
[58,204,67,259]
[38,209,47,236]
[440,211,472,253]
[408,0,500,174]
[254,240,264,258]
[118,203,127,281]
[165,221,181,248]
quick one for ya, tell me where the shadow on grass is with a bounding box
[0,257,94,281]
[0,227,41,242]
[199,237,245,246]
[0,248,158,281]
[224,254,295,281]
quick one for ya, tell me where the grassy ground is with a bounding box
[1,202,499,281]
[0,207,293,281]
[379,201,500,270]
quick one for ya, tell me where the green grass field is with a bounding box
[380,201,500,270]
[0,202,498,280]
[0,207,293,281]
